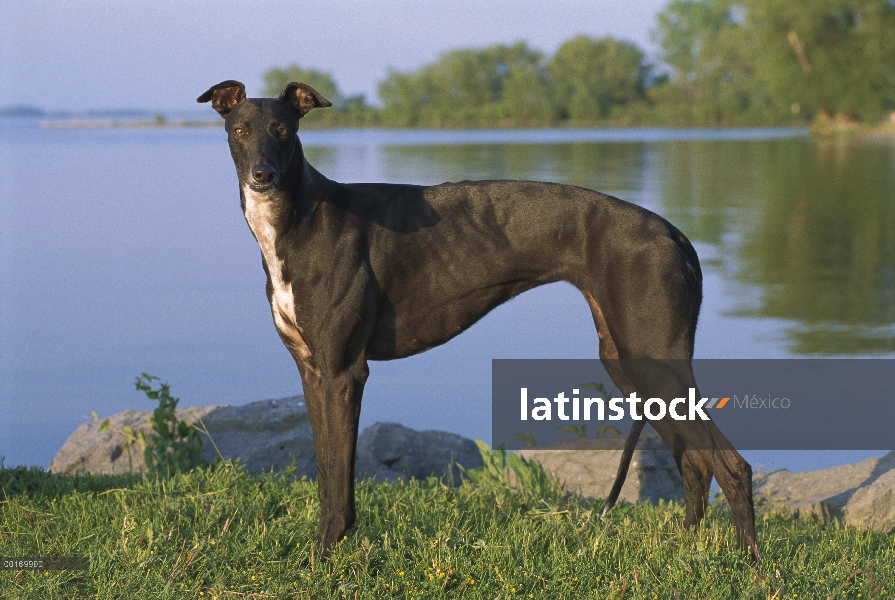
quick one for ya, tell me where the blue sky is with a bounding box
[1,0,668,112]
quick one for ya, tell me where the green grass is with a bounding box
[1,462,893,599]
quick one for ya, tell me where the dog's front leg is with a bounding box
[294,364,332,539]
[316,360,369,553]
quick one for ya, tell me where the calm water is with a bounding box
[2,120,894,471]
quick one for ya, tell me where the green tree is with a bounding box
[499,62,556,123]
[379,42,556,126]
[549,35,650,120]
[262,64,367,114]
[650,0,778,124]
[263,65,340,104]
[651,0,895,124]
[653,0,732,84]
[742,0,895,122]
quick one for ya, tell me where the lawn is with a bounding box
[1,461,893,599]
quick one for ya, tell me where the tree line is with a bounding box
[263,0,895,127]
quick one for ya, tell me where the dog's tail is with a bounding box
[600,420,645,518]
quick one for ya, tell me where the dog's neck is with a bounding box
[238,140,328,229]
[238,137,336,336]
[240,149,304,332]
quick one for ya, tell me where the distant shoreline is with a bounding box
[34,117,895,137]
[38,118,221,129]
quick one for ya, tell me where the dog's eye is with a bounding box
[277,127,288,137]
[234,127,247,136]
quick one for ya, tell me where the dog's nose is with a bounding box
[252,165,277,185]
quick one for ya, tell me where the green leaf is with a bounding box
[515,430,537,448]
[582,382,606,392]
[98,418,111,432]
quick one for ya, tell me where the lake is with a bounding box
[2,120,893,472]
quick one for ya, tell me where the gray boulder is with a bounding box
[195,396,316,475]
[355,422,484,483]
[515,432,684,504]
[49,397,314,476]
[49,398,481,482]
[753,450,895,533]
[49,400,681,506]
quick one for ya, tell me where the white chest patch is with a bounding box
[242,186,297,332]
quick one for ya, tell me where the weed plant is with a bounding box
[131,373,204,474]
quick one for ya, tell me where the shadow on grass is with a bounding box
[0,464,145,499]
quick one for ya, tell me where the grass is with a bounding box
[1,461,894,599]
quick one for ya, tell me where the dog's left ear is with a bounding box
[197,80,246,118]
[279,82,332,118]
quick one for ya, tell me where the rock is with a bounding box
[355,422,484,483]
[753,451,895,533]
[49,399,481,482]
[49,400,681,505]
[48,405,219,476]
[49,397,313,476]
[195,397,316,475]
[845,468,895,533]
[515,432,684,504]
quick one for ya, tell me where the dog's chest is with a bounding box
[242,187,297,330]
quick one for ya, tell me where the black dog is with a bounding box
[198,80,760,560]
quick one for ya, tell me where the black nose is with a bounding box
[251,165,277,185]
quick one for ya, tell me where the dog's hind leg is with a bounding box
[603,418,714,527]
[595,279,755,558]
[681,450,713,528]
[579,245,712,526]
[661,425,714,528]
[581,292,713,520]
[650,415,759,560]
[580,284,714,529]
[580,293,714,521]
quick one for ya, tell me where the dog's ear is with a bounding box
[278,82,332,118]
[196,80,246,118]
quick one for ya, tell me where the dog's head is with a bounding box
[197,80,331,192]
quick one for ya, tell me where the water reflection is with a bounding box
[376,142,648,194]
[317,136,895,356]
[658,138,895,354]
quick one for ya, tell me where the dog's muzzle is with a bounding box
[250,164,278,190]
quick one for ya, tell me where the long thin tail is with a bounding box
[601,420,646,518]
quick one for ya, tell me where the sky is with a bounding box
[0,0,669,112]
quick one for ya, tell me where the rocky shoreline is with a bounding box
[50,396,895,533]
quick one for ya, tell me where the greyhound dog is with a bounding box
[198,80,760,561]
